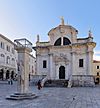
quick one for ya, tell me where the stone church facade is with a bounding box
[34,19,96,86]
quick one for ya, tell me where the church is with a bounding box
[34,18,96,87]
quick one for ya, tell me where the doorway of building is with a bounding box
[6,70,9,79]
[59,66,65,79]
[11,71,14,79]
[0,69,3,80]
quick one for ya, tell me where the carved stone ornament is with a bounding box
[53,53,69,64]
[60,27,65,33]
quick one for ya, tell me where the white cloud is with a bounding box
[94,50,100,60]
[94,51,100,55]
[93,55,100,60]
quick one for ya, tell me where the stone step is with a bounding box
[6,93,38,100]
[44,80,68,87]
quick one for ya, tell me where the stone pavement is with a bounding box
[0,81,100,108]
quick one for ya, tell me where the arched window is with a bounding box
[54,37,71,46]
[97,72,99,76]
[54,38,61,46]
[1,54,5,57]
[12,58,15,61]
[63,37,71,45]
[6,56,10,64]
[6,45,10,52]
[11,58,15,65]
[12,48,15,54]
[0,54,5,63]
[1,42,4,49]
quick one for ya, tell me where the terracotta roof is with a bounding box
[93,60,100,63]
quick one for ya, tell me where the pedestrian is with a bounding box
[8,77,13,85]
[10,78,13,85]
[8,78,10,84]
[37,80,42,90]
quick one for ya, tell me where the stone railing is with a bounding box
[41,75,50,87]
[30,75,46,85]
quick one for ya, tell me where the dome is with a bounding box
[48,18,78,35]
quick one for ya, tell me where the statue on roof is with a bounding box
[88,30,92,37]
[60,16,64,25]
[37,34,40,42]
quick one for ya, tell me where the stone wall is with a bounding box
[72,75,95,87]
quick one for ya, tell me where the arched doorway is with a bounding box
[0,69,3,80]
[59,66,65,79]
[11,71,14,79]
[6,70,9,79]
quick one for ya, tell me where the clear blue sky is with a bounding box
[0,0,100,59]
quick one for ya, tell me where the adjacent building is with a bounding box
[0,34,17,80]
[0,35,36,81]
[29,54,36,76]
[93,60,100,84]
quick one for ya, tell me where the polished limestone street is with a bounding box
[0,81,100,108]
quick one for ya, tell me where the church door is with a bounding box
[59,66,65,79]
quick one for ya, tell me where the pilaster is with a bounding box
[55,64,59,79]
[71,52,76,77]
[36,54,41,75]
[49,53,53,79]
[3,68,6,80]
[65,64,69,79]
[87,51,93,75]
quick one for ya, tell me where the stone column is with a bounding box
[9,70,11,79]
[6,39,37,100]
[17,48,30,93]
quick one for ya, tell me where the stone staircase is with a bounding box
[44,79,68,87]
[30,75,46,86]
